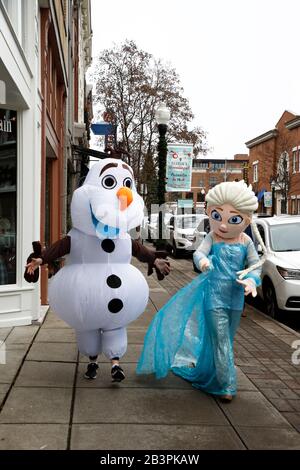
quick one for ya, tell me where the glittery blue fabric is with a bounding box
[137,242,250,396]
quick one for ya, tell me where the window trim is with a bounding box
[292,150,297,174]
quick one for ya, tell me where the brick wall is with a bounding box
[246,111,300,215]
[187,157,248,205]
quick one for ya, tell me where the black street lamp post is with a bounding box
[155,103,170,249]
[270,177,276,216]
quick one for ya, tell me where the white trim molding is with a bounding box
[245,129,278,148]
[285,116,300,130]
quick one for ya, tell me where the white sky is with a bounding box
[90,0,300,159]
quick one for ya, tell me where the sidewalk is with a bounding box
[0,256,300,450]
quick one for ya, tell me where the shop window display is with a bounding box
[0,109,17,285]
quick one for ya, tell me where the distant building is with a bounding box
[171,154,249,208]
[245,111,300,215]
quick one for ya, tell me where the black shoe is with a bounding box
[84,362,99,380]
[111,365,125,382]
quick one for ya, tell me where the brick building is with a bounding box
[0,0,92,326]
[246,111,300,215]
[180,154,249,206]
[39,0,92,304]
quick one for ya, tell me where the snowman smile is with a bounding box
[90,205,120,238]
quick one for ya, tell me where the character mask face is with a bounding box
[71,159,144,238]
[207,203,251,240]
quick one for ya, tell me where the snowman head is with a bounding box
[71,158,144,238]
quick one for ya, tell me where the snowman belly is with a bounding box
[48,263,149,331]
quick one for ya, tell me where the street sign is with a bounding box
[178,199,194,208]
[91,122,117,150]
[91,122,116,136]
[166,143,193,192]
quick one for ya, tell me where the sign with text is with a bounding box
[264,191,272,208]
[166,144,193,192]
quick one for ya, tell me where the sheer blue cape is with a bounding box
[136,242,248,395]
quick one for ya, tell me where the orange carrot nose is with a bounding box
[117,187,133,211]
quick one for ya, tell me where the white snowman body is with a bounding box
[48,158,149,333]
[49,228,149,331]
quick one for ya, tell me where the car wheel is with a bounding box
[263,280,281,320]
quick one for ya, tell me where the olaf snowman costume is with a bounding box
[25,158,170,381]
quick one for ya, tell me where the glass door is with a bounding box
[0,109,17,285]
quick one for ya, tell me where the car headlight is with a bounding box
[276,266,300,280]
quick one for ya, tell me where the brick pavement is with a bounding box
[0,254,300,449]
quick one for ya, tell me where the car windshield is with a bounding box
[150,215,158,223]
[269,223,300,251]
[176,216,200,229]
[196,218,210,233]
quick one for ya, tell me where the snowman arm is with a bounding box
[131,240,169,280]
[131,239,156,265]
[24,237,71,283]
[24,241,43,283]
[41,236,71,265]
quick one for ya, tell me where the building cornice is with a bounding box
[81,0,92,68]
[193,158,248,164]
[49,0,68,89]
[245,129,278,148]
[285,116,300,130]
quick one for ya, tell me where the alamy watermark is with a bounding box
[291,339,300,365]
[0,340,6,365]
[0,79,6,105]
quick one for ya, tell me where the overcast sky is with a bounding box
[90,0,300,159]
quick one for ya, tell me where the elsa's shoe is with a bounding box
[219,394,233,402]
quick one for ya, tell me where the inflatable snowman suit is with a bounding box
[49,158,150,365]
[23,157,171,380]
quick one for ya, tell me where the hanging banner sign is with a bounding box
[166,143,193,192]
[263,191,272,208]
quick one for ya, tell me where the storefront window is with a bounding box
[0,109,17,285]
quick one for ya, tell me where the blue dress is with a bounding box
[137,241,261,396]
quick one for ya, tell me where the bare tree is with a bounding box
[90,40,209,193]
[275,135,291,214]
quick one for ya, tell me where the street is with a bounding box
[0,251,300,449]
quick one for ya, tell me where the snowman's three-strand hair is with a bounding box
[205,180,268,278]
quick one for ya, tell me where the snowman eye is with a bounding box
[101,174,117,189]
[123,177,133,189]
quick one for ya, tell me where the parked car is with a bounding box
[192,215,210,272]
[147,213,158,241]
[147,213,172,244]
[166,214,204,257]
[254,215,300,319]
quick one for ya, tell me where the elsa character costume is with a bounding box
[137,181,264,397]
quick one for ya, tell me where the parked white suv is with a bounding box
[167,214,204,257]
[192,215,210,271]
[255,216,300,318]
[147,213,172,244]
